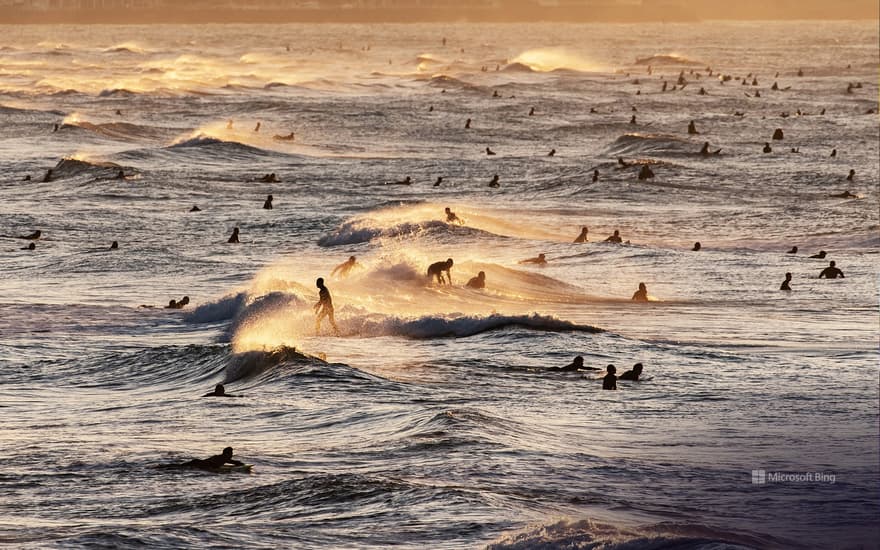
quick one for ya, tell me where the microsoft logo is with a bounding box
[752,469,766,484]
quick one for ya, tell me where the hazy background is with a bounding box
[1,0,878,23]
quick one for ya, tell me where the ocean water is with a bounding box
[0,21,878,549]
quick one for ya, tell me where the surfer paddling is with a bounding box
[163,447,245,470]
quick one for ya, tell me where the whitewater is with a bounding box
[0,21,878,549]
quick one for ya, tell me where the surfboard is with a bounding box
[216,464,253,473]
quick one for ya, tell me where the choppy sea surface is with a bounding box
[0,21,878,549]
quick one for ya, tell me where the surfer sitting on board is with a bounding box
[632,282,649,301]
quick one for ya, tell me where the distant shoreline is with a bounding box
[1,6,877,25]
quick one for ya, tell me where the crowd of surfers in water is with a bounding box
[10,57,867,468]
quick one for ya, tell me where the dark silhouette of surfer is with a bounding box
[466,271,486,289]
[427,258,454,285]
[445,207,463,225]
[314,277,340,335]
[688,120,698,134]
[632,282,648,301]
[605,230,623,243]
[638,165,654,180]
[465,118,471,129]
[433,176,443,187]
[700,142,721,156]
[488,174,500,188]
[780,272,792,291]
[592,169,599,183]
[574,226,589,243]
[818,261,844,279]
[810,250,826,259]
[22,242,35,251]
[763,143,772,153]
[167,447,244,470]
[692,242,701,251]
[486,147,496,156]
[263,194,273,210]
[189,205,201,212]
[602,365,617,390]
[165,296,190,309]
[846,169,855,181]
[551,356,598,372]
[110,241,118,250]
[203,383,238,397]
[787,246,798,254]
[19,230,41,240]
[227,227,240,243]
[619,363,643,381]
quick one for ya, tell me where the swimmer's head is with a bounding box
[633,363,643,374]
[316,277,324,287]
[478,271,485,279]
[445,207,451,213]
[222,447,233,457]
[349,256,356,262]
[214,383,225,395]
[606,364,616,374]
[829,261,836,267]
[574,356,584,367]
[639,282,646,290]
[181,296,190,305]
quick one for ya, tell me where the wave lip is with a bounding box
[165,134,277,158]
[47,157,124,179]
[635,53,703,66]
[489,518,794,550]
[318,219,454,247]
[344,312,603,339]
[606,133,694,157]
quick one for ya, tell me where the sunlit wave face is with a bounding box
[62,112,82,125]
[232,314,301,353]
[509,48,603,72]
